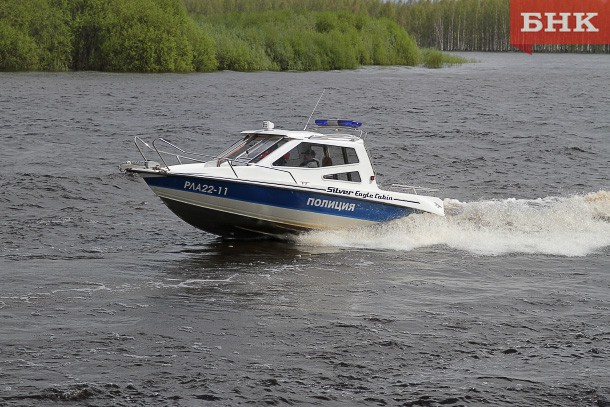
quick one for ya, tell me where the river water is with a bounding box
[1,53,609,406]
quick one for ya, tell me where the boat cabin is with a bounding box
[212,120,377,189]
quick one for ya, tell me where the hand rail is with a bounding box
[150,138,213,170]
[308,128,365,141]
[271,167,298,185]
[247,164,298,184]
[134,136,154,161]
[134,137,298,185]
[152,138,171,169]
[217,158,239,178]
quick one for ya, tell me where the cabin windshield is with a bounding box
[216,134,283,164]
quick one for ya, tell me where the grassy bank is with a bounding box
[420,48,473,69]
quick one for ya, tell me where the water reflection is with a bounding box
[158,238,343,284]
[152,237,388,326]
[186,238,337,263]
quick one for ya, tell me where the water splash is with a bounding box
[297,191,610,257]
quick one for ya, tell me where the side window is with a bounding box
[323,172,361,182]
[321,146,359,166]
[219,134,282,163]
[279,143,360,168]
[251,139,289,164]
[343,148,359,164]
[281,143,322,168]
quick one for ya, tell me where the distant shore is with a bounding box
[0,0,470,73]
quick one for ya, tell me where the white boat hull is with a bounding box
[141,173,420,238]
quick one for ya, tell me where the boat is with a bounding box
[119,119,444,238]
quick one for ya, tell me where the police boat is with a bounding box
[119,119,444,238]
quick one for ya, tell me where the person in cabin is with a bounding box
[299,149,319,168]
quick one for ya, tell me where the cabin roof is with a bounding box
[241,128,363,143]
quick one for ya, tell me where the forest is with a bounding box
[0,0,216,72]
[0,0,468,72]
[185,0,609,53]
[2,0,605,72]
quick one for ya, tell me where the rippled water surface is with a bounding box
[1,53,609,406]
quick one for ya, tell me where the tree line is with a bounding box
[201,11,423,71]
[184,0,610,53]
[0,0,468,72]
[1,0,607,72]
[396,0,609,52]
[0,0,216,72]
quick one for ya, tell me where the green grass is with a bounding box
[420,48,470,69]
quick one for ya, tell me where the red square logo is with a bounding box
[510,0,610,53]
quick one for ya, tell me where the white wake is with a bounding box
[296,191,610,257]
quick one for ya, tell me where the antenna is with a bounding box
[303,89,326,131]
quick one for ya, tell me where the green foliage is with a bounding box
[197,10,421,71]
[186,20,217,72]
[397,0,512,51]
[209,24,277,71]
[0,0,473,72]
[184,0,609,53]
[0,21,39,71]
[0,0,216,72]
[419,49,471,68]
[99,1,193,72]
[0,0,72,70]
[422,49,444,69]
[183,0,502,51]
[69,0,216,72]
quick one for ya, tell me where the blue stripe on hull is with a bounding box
[160,198,309,238]
[144,174,417,223]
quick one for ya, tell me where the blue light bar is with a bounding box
[315,119,362,128]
